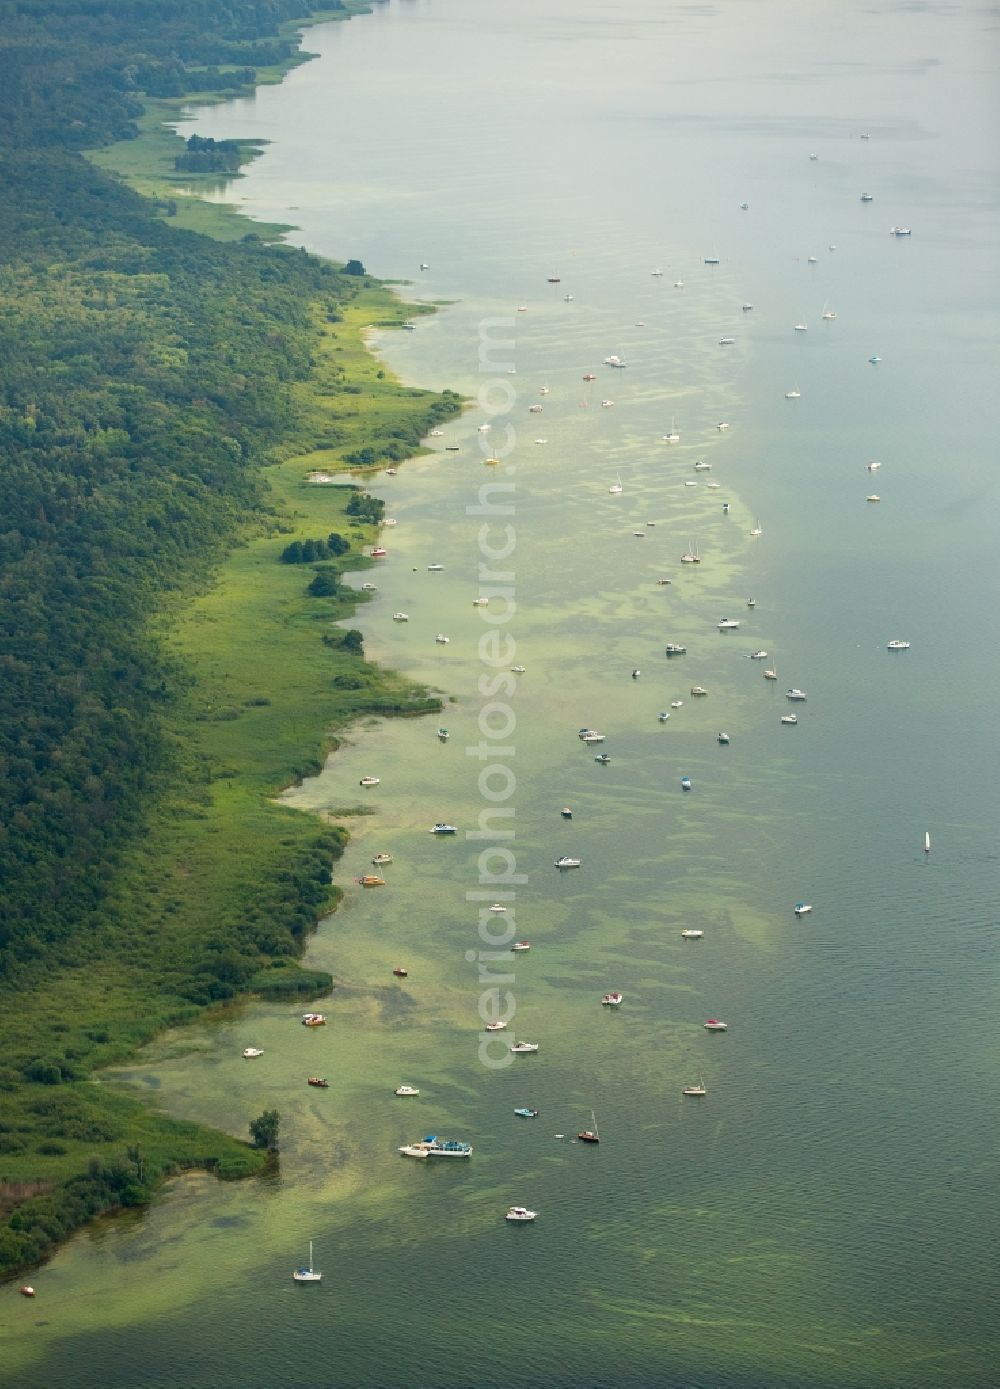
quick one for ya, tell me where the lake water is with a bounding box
[5,2,1000,1385]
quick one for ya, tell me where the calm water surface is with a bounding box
[6,2,1000,1385]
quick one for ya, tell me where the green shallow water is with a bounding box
[6,1,1000,1385]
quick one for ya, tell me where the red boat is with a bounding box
[307,1077,329,1089]
[703,1018,728,1032]
[370,546,387,558]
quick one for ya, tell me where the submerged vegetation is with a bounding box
[0,0,460,1277]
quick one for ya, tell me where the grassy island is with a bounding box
[0,1,459,1279]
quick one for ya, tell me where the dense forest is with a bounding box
[0,0,458,1277]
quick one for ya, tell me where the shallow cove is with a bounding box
[6,0,1000,1386]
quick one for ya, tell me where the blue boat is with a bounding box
[681,776,692,790]
[514,1107,539,1119]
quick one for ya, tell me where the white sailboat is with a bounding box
[609,473,623,495]
[924,831,931,854]
[292,1240,322,1283]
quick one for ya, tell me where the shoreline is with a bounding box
[1,1,463,1287]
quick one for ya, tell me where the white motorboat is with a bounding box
[361,582,378,592]
[242,1047,264,1059]
[510,1041,540,1054]
[717,618,740,631]
[794,322,808,332]
[866,461,882,471]
[716,421,730,431]
[670,700,684,709]
[400,1137,473,1158]
[489,903,508,914]
[890,226,912,236]
[694,460,712,471]
[794,902,813,916]
[359,776,380,787]
[394,1085,420,1096]
[867,494,881,503]
[511,664,526,673]
[749,650,768,660]
[664,643,686,655]
[434,634,450,644]
[680,929,704,939]
[555,855,581,869]
[427,563,444,571]
[604,355,626,368]
[887,640,911,650]
[703,1018,728,1031]
[601,992,624,1007]
[505,1206,537,1222]
[780,714,798,725]
[430,823,458,834]
[511,940,531,952]
[784,388,801,399]
[785,688,808,701]
[719,336,735,346]
[578,729,605,743]
[484,1020,508,1032]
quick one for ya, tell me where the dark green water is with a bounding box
[5,2,1000,1385]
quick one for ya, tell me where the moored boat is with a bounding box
[392,967,408,977]
[601,991,624,1007]
[577,1109,601,1143]
[785,688,808,701]
[681,928,704,939]
[359,776,380,787]
[307,1077,329,1088]
[703,1018,728,1031]
[292,1241,322,1283]
[301,1013,326,1026]
[555,855,581,868]
[357,874,385,887]
[510,1041,539,1054]
[511,940,531,952]
[794,902,813,916]
[242,1047,264,1058]
[682,1078,707,1097]
[400,1136,473,1158]
[430,823,458,834]
[394,1085,420,1096]
[514,1107,539,1118]
[505,1206,537,1222]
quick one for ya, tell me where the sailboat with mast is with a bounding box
[292,1240,322,1283]
[577,1110,600,1144]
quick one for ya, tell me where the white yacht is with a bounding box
[392,612,409,622]
[505,1206,537,1222]
[555,855,581,869]
[717,618,740,630]
[434,634,450,644]
[785,688,808,701]
[609,475,623,494]
[780,714,798,725]
[292,1242,322,1283]
[887,640,911,650]
[680,928,704,939]
[242,1047,264,1059]
[394,1085,420,1097]
[510,1041,540,1054]
[578,729,605,742]
[784,389,801,399]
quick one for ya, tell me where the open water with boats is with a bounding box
[5,2,1000,1385]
